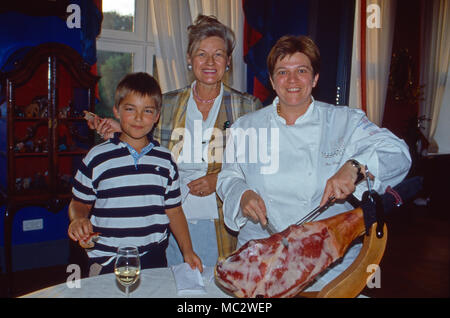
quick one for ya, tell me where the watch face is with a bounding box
[349,159,360,167]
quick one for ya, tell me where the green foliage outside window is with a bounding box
[102,11,133,32]
[97,51,133,118]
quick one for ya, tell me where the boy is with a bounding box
[68,72,202,275]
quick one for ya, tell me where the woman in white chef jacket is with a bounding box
[216,35,411,291]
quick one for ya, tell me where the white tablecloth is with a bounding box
[21,267,232,298]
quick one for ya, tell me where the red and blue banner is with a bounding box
[243,0,310,105]
[0,0,102,72]
[0,0,102,106]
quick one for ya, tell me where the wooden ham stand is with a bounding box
[298,219,388,298]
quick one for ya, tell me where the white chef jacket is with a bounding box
[217,97,412,247]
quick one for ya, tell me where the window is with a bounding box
[96,0,155,118]
[102,0,135,32]
[96,51,133,117]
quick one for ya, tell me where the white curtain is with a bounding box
[149,0,246,93]
[348,2,362,111]
[419,0,450,153]
[149,0,193,93]
[349,0,396,127]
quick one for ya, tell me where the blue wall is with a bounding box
[1,204,71,272]
[0,206,4,247]
[0,206,4,271]
[11,206,69,245]
[0,101,6,191]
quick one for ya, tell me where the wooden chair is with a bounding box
[298,221,388,298]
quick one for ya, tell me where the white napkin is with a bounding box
[179,170,219,220]
[171,263,207,295]
[201,266,215,283]
[182,192,219,220]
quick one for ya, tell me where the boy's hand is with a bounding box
[166,206,203,272]
[68,217,93,242]
[183,251,203,273]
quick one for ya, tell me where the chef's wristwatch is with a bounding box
[348,159,365,184]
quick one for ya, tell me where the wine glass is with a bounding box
[114,245,141,297]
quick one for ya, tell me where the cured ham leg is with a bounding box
[215,208,365,298]
[215,177,423,298]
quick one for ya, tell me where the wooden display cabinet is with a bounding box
[0,43,99,295]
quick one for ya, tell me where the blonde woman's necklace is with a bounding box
[193,83,218,104]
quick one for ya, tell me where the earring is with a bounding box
[187,64,192,71]
[226,65,230,72]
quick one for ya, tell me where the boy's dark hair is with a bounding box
[114,72,162,111]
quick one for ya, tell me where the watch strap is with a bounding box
[348,159,365,184]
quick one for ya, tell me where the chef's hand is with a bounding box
[240,190,267,226]
[184,251,203,273]
[320,160,371,206]
[187,173,217,197]
[86,116,121,140]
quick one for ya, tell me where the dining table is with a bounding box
[21,266,232,298]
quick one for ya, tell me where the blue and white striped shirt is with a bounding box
[72,133,181,266]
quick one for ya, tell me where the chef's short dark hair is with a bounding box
[267,35,321,78]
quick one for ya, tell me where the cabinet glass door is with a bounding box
[11,62,51,196]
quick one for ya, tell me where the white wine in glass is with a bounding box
[114,246,141,297]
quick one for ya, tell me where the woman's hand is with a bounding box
[187,173,218,197]
[86,115,121,140]
[240,190,267,226]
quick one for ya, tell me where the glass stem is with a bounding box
[125,286,129,297]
